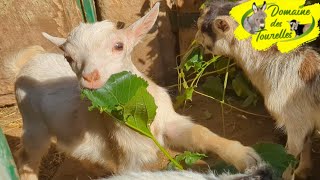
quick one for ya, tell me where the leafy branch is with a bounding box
[81,71,183,170]
[175,41,266,117]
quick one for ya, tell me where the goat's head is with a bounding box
[196,13,238,56]
[252,1,267,30]
[289,20,299,31]
[42,2,160,89]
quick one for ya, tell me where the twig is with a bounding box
[221,59,230,136]
[194,90,271,118]
[125,122,183,170]
[166,63,236,89]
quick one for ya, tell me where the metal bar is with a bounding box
[76,0,97,23]
[0,128,19,180]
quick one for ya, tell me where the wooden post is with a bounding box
[0,128,19,180]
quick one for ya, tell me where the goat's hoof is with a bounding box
[19,172,38,180]
[224,142,261,171]
[282,166,294,180]
[295,168,311,180]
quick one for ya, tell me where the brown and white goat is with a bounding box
[196,1,320,179]
[3,3,261,180]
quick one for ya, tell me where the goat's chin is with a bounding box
[81,81,104,90]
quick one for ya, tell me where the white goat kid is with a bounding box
[103,163,273,180]
[8,3,261,180]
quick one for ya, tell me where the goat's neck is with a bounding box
[231,40,282,95]
[124,56,152,83]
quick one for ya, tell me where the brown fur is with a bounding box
[195,2,320,179]
[299,51,320,83]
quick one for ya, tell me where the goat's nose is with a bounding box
[83,69,100,83]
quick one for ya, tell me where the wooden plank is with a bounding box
[176,0,205,53]
[0,0,82,106]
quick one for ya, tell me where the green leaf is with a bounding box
[81,71,157,137]
[82,71,185,169]
[123,87,157,137]
[174,87,195,108]
[242,95,258,107]
[202,76,223,100]
[184,152,207,166]
[232,73,252,98]
[185,87,194,101]
[179,41,200,68]
[183,47,204,72]
[232,73,258,106]
[167,151,207,170]
[210,143,297,178]
[253,143,297,177]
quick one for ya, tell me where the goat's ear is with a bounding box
[126,2,160,44]
[261,1,267,11]
[213,18,230,34]
[252,2,258,13]
[42,32,66,47]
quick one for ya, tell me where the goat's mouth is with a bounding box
[80,80,104,90]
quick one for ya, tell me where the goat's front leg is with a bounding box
[295,136,312,179]
[282,128,311,180]
[164,119,261,171]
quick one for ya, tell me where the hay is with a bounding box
[39,145,66,180]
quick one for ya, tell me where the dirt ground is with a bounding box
[1,93,320,179]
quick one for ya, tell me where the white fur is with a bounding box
[102,163,272,180]
[6,3,261,180]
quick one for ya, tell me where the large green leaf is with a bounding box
[82,71,157,137]
[123,87,157,137]
[253,143,297,177]
[211,143,297,178]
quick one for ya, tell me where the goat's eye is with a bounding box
[113,42,124,51]
[64,55,74,64]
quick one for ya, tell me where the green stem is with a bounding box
[194,90,270,118]
[125,122,184,170]
[220,103,225,136]
[168,57,231,89]
[124,122,152,138]
[221,58,230,136]
[150,136,184,170]
[202,63,236,77]
[190,56,221,88]
[222,59,230,103]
